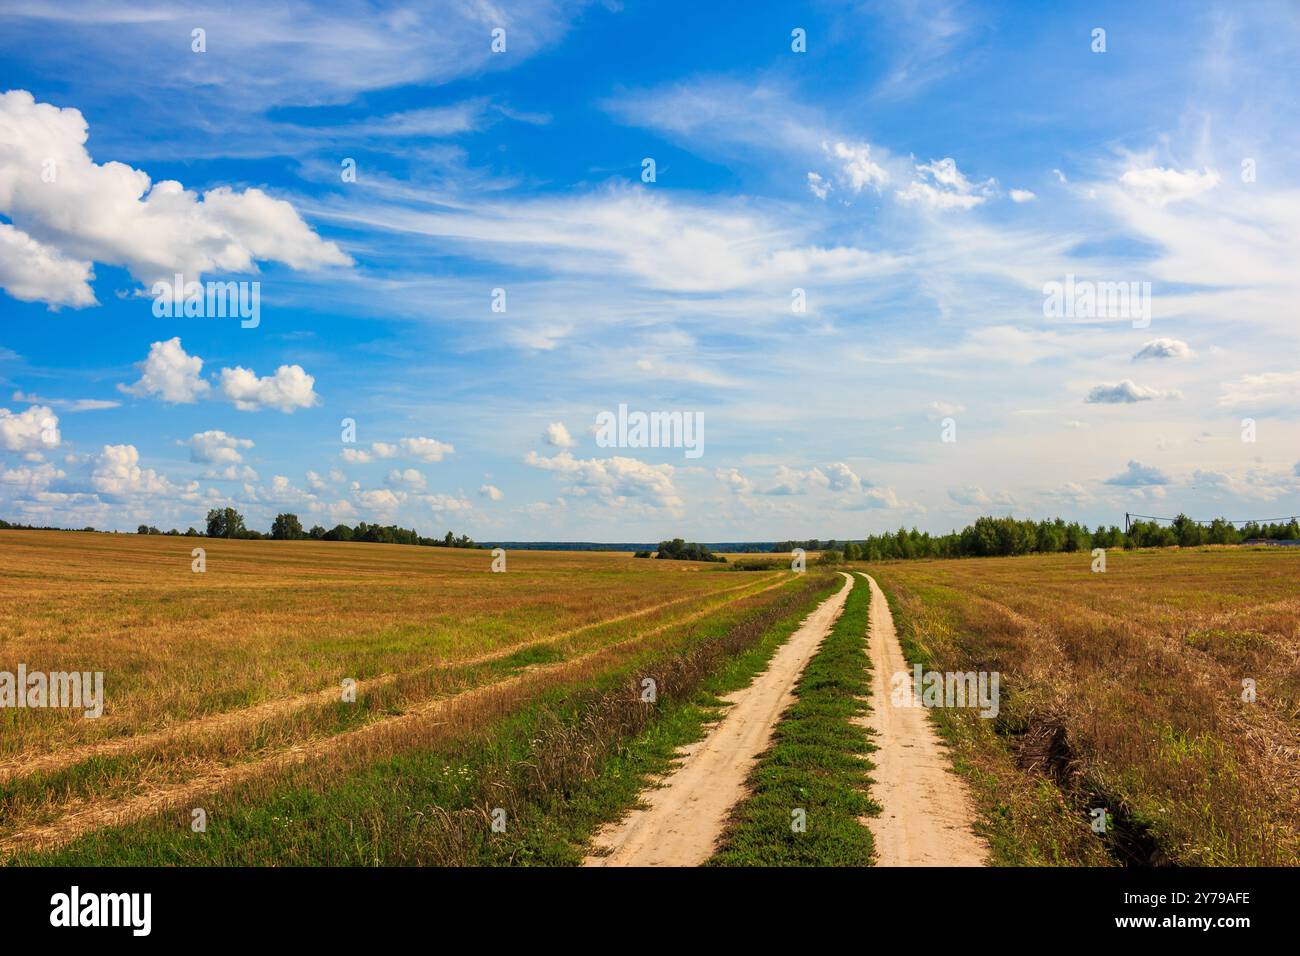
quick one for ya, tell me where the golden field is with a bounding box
[0,530,808,857]
[873,547,1300,865]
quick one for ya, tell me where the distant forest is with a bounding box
[4,512,1297,559]
[798,514,1300,562]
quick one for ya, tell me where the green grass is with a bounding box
[709,572,878,866]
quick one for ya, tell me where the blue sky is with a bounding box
[1,0,1298,540]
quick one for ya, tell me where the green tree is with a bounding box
[271,513,304,540]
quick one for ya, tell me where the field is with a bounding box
[1,531,1296,867]
[872,547,1300,866]
[0,529,835,863]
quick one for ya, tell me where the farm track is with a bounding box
[585,572,854,867]
[858,573,987,866]
[0,574,794,857]
[0,574,782,787]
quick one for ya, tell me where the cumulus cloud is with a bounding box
[764,466,830,496]
[0,222,95,307]
[120,338,210,404]
[480,483,503,500]
[427,493,472,513]
[822,141,889,194]
[826,462,869,493]
[1008,189,1036,203]
[0,404,59,451]
[525,450,681,510]
[948,486,992,506]
[1133,338,1193,361]
[385,468,425,491]
[354,487,403,514]
[1085,380,1180,404]
[1105,460,1170,487]
[543,422,576,448]
[715,467,754,495]
[1119,166,1219,206]
[0,90,350,308]
[92,444,193,497]
[219,364,318,412]
[0,460,65,493]
[399,436,454,462]
[898,158,994,210]
[340,448,372,464]
[186,430,253,464]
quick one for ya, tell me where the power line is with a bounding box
[1125,512,1300,532]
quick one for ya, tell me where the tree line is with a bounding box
[126,508,482,549]
[807,514,1300,562]
[635,538,726,562]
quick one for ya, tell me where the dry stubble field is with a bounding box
[0,530,826,862]
[2,531,1295,866]
[873,547,1300,866]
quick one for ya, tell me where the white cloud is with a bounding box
[715,467,754,495]
[1217,371,1300,409]
[525,450,681,510]
[0,222,95,307]
[120,338,210,404]
[764,466,830,496]
[11,391,118,412]
[925,400,965,420]
[823,141,889,193]
[427,493,472,513]
[399,436,454,462]
[340,448,372,464]
[1119,166,1220,206]
[0,90,350,308]
[898,158,994,210]
[806,171,830,200]
[186,430,253,464]
[1105,460,1170,487]
[0,404,59,451]
[0,460,64,493]
[385,468,425,491]
[92,443,192,497]
[1009,189,1036,203]
[354,487,403,514]
[319,182,899,295]
[543,422,576,448]
[219,364,318,412]
[948,486,992,506]
[826,462,867,493]
[1085,380,1181,404]
[1133,338,1193,361]
[479,483,504,500]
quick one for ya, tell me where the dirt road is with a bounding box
[859,572,988,866]
[585,572,854,867]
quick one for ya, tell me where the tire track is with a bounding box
[584,572,854,867]
[857,573,988,866]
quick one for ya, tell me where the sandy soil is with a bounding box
[858,572,988,866]
[584,572,854,867]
